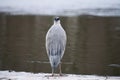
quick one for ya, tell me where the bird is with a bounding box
[46,17,67,76]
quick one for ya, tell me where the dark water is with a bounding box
[0,14,120,76]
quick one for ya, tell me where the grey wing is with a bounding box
[46,30,66,67]
[46,34,66,59]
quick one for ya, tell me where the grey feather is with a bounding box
[46,18,66,68]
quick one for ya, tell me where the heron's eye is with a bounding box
[54,17,60,21]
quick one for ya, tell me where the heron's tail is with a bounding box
[49,56,60,69]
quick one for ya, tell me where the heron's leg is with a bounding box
[52,68,54,76]
[59,61,62,76]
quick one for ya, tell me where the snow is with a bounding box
[0,0,120,16]
[0,71,120,80]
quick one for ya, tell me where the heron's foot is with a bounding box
[59,73,63,76]
[44,74,54,77]
[51,73,54,77]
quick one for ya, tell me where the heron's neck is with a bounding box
[53,21,61,26]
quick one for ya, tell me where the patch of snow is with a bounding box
[0,71,120,80]
[0,0,120,16]
[109,64,120,68]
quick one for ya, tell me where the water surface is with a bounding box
[0,14,120,76]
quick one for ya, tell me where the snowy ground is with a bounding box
[0,71,120,80]
[0,0,120,16]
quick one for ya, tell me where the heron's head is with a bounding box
[53,17,61,25]
[54,17,60,22]
[54,17,60,23]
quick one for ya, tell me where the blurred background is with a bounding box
[0,0,120,76]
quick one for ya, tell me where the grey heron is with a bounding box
[46,17,67,76]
